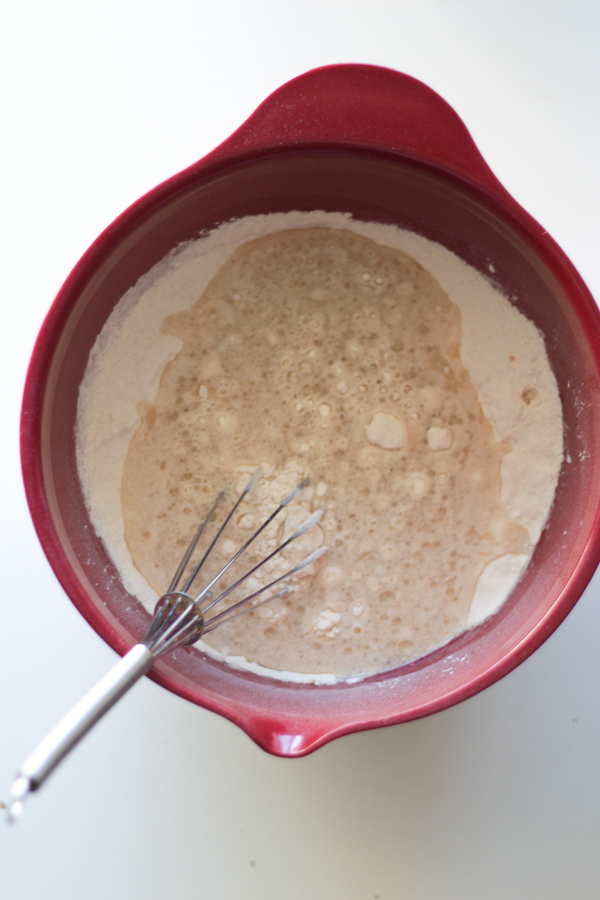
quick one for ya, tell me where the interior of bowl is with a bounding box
[22,148,600,755]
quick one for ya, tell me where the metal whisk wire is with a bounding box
[142,469,325,653]
[7,472,325,822]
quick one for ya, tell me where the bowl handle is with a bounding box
[204,64,511,204]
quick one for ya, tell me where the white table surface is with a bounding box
[2,2,599,898]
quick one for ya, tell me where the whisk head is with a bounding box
[141,471,326,659]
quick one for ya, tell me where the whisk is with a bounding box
[7,470,325,822]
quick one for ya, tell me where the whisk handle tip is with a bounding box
[6,775,31,823]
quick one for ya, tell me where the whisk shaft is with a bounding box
[8,645,154,818]
[8,472,324,821]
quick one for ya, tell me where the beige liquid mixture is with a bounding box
[121,227,532,677]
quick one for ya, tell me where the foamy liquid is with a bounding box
[121,227,531,677]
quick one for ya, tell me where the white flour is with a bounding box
[76,211,563,682]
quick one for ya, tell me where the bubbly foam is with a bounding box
[121,227,534,677]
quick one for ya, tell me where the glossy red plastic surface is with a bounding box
[21,65,600,756]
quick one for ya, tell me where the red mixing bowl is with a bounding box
[21,64,600,756]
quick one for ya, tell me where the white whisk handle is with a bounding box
[8,644,154,821]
